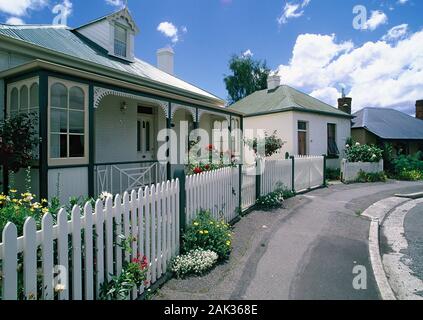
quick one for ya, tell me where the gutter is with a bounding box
[235,107,354,119]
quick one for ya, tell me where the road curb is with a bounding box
[368,218,396,300]
[394,192,423,199]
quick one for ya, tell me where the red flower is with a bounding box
[193,167,203,174]
[204,164,210,170]
[206,144,215,151]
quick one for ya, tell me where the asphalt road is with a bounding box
[232,180,423,300]
[404,202,423,296]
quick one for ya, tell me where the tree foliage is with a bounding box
[224,54,270,105]
[0,113,38,173]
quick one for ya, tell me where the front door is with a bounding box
[137,114,155,161]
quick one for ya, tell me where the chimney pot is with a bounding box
[157,47,174,75]
[267,74,281,91]
[416,100,423,120]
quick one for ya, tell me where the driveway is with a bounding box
[155,180,423,300]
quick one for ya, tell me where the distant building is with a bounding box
[351,101,423,156]
[228,74,352,168]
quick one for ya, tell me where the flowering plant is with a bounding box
[171,249,219,278]
[99,252,149,300]
[182,210,233,261]
[255,183,294,210]
[345,143,383,163]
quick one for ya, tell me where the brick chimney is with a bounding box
[416,100,423,120]
[338,89,352,114]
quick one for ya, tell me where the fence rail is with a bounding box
[0,180,179,300]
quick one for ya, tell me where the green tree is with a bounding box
[224,54,270,105]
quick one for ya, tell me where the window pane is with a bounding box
[10,88,18,112]
[69,135,84,158]
[69,110,84,134]
[298,121,307,131]
[114,25,127,57]
[50,108,68,133]
[30,83,39,109]
[50,134,67,158]
[51,83,68,109]
[115,25,127,42]
[69,87,84,110]
[20,85,29,112]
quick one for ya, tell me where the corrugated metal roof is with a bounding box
[228,85,351,118]
[0,24,222,103]
[352,107,423,139]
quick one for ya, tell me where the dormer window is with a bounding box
[114,24,127,58]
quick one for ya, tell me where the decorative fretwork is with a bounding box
[93,87,170,118]
[171,104,197,121]
[197,109,231,123]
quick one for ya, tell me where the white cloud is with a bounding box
[382,24,408,41]
[157,21,187,44]
[0,0,47,16]
[242,49,253,57]
[397,0,408,4]
[364,10,388,31]
[277,0,311,25]
[105,0,124,7]
[6,17,25,25]
[275,30,423,114]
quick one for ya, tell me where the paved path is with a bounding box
[405,202,423,292]
[156,180,423,300]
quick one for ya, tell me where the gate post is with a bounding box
[290,156,295,193]
[322,155,327,187]
[173,166,186,235]
[255,158,262,200]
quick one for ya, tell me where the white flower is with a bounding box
[54,284,66,293]
[355,142,360,146]
[99,191,113,201]
[345,144,350,148]
[171,249,218,278]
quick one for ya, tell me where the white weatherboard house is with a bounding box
[229,75,352,169]
[0,8,243,203]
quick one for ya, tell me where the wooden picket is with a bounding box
[185,167,239,226]
[0,178,180,301]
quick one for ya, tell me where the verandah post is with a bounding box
[255,158,262,200]
[39,71,49,200]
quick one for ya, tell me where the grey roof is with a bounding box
[228,85,352,118]
[0,24,222,103]
[352,107,423,140]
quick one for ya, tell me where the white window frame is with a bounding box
[48,77,89,166]
[6,77,39,117]
[114,23,128,58]
[297,120,309,156]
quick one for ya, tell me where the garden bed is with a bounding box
[341,159,384,183]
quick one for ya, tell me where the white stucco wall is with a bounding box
[291,112,350,158]
[244,112,294,159]
[243,111,351,164]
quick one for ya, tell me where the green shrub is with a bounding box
[396,169,423,181]
[345,143,383,163]
[356,170,387,183]
[326,168,341,181]
[182,210,233,261]
[256,183,294,210]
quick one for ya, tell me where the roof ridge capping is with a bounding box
[0,24,69,29]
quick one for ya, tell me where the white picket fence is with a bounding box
[185,167,239,225]
[241,166,257,210]
[294,156,324,192]
[260,159,292,195]
[0,180,179,300]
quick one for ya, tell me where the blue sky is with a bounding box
[1,0,422,113]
